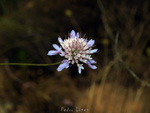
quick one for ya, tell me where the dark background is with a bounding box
[0,0,150,113]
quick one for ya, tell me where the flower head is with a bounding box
[48,30,98,74]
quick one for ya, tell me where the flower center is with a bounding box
[71,49,78,56]
[73,50,78,53]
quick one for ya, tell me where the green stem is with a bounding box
[0,62,61,66]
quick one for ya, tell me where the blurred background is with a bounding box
[0,0,150,113]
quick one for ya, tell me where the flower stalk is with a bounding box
[0,62,61,66]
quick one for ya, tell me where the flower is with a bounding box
[48,30,98,74]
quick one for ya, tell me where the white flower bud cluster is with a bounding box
[60,37,93,65]
[48,30,98,74]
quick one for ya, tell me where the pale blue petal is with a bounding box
[78,64,84,74]
[47,50,60,56]
[70,30,75,38]
[90,60,96,64]
[78,67,84,74]
[52,44,60,51]
[58,37,63,44]
[62,60,69,68]
[57,61,69,71]
[76,32,79,38]
[91,65,97,69]
[87,39,95,47]
[62,60,67,63]
[78,68,81,74]
[87,61,97,69]
[65,64,69,68]
[90,49,98,53]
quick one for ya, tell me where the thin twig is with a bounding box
[97,0,114,41]
[97,0,150,87]
[115,34,150,87]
